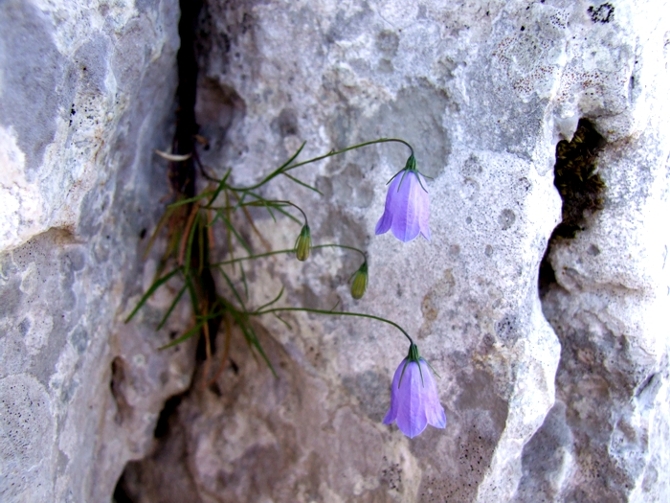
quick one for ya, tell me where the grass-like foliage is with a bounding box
[126,138,416,385]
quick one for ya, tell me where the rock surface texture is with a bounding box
[0,1,195,502]
[1,1,669,502]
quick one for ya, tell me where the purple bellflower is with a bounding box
[375,155,431,242]
[384,343,446,438]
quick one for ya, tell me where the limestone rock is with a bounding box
[125,0,667,501]
[0,1,194,502]
[2,0,669,502]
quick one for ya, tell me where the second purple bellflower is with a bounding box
[384,343,446,438]
[375,154,431,243]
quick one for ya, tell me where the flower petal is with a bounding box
[375,173,402,235]
[419,360,446,429]
[390,172,421,242]
[395,361,429,438]
[384,356,446,437]
[375,209,393,235]
[383,358,406,424]
[427,402,447,429]
[375,169,431,243]
[415,174,431,241]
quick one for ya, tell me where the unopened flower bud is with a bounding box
[295,224,311,261]
[350,262,368,299]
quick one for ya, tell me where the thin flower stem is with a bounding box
[228,142,306,192]
[258,200,308,225]
[229,191,273,252]
[213,243,366,266]
[229,138,414,192]
[314,243,366,261]
[251,307,414,345]
[282,138,414,174]
[205,199,309,226]
[214,248,292,266]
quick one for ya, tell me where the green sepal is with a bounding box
[398,343,424,388]
[404,154,417,172]
[350,261,368,300]
[295,224,311,261]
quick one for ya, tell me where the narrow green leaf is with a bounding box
[265,203,277,222]
[255,287,285,312]
[206,168,232,207]
[235,315,277,377]
[156,283,187,330]
[261,141,306,185]
[158,321,204,350]
[273,313,292,330]
[239,263,249,299]
[221,214,252,255]
[167,192,213,208]
[231,191,248,213]
[218,267,246,311]
[183,211,200,274]
[281,141,306,169]
[210,208,223,227]
[125,267,181,323]
[282,172,323,195]
[185,274,199,310]
[247,193,301,224]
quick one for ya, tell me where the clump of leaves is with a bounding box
[126,139,414,386]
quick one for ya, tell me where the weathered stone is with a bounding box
[125,0,666,501]
[0,1,194,502]
[2,0,669,502]
[128,0,565,500]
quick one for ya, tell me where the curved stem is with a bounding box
[206,199,309,226]
[252,306,414,345]
[314,243,366,261]
[283,138,414,174]
[263,199,308,225]
[229,138,414,192]
[213,243,366,267]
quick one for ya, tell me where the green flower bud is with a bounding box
[350,261,368,299]
[295,224,311,261]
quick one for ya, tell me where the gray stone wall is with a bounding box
[0,1,194,501]
[1,0,669,502]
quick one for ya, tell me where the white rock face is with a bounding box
[1,0,669,502]
[122,0,669,502]
[0,1,195,502]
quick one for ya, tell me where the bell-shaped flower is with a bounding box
[383,343,446,438]
[375,155,431,242]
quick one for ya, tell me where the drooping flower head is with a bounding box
[375,155,431,243]
[350,261,368,300]
[295,224,311,261]
[383,343,446,438]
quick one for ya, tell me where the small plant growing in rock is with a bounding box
[126,137,445,438]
